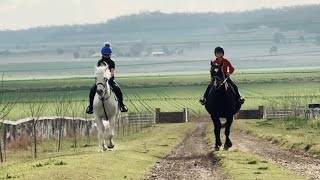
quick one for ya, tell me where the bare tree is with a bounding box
[51,96,69,152]
[67,97,80,148]
[23,97,46,158]
[0,74,18,162]
[80,101,92,146]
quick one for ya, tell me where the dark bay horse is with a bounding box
[205,64,242,151]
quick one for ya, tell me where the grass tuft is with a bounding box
[54,160,67,166]
[248,160,257,164]
[257,166,269,170]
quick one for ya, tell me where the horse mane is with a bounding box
[95,66,110,78]
[96,66,108,73]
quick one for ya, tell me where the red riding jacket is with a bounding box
[210,58,234,77]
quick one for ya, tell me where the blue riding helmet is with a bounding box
[101,44,112,55]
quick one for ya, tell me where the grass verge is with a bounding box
[1,123,194,180]
[234,119,320,156]
[205,123,306,180]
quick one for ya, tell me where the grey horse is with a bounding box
[93,65,120,152]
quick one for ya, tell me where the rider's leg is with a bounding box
[86,84,97,114]
[199,82,213,105]
[109,80,128,112]
[227,78,245,104]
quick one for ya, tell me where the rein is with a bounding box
[214,76,229,91]
[96,81,112,120]
[96,82,111,101]
[212,62,229,90]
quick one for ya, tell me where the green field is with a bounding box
[1,68,318,178]
[1,68,319,120]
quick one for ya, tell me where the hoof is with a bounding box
[107,144,114,149]
[224,140,232,150]
[214,142,222,151]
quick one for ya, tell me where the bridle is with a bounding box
[212,65,229,90]
[96,72,111,101]
[96,69,112,120]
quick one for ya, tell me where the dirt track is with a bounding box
[146,123,320,180]
[145,123,226,180]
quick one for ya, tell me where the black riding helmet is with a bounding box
[214,46,224,55]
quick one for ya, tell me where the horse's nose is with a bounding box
[97,89,103,95]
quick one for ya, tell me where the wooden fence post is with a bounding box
[259,106,266,119]
[183,108,188,122]
[155,108,160,123]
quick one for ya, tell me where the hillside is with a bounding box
[0,5,319,44]
[1,4,320,79]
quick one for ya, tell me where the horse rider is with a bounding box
[86,42,128,114]
[199,46,245,105]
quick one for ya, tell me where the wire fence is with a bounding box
[265,107,320,120]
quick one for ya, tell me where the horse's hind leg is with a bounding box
[211,114,222,151]
[224,116,234,150]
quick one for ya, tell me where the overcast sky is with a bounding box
[0,0,319,30]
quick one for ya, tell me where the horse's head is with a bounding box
[211,63,225,89]
[95,64,111,97]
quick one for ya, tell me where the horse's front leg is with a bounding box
[106,116,115,150]
[211,114,222,151]
[223,116,234,150]
[96,118,105,152]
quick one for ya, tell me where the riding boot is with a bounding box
[234,87,245,105]
[112,83,128,112]
[86,84,97,114]
[227,79,245,105]
[237,90,245,105]
[119,101,128,112]
[199,83,213,105]
[118,93,128,112]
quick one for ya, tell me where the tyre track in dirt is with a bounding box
[145,123,227,180]
[232,130,320,180]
